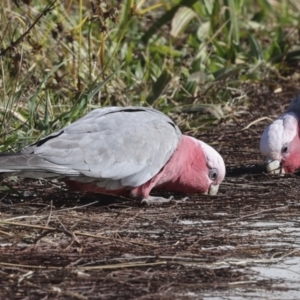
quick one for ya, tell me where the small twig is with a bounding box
[229,280,257,286]
[0,220,158,247]
[5,215,47,221]
[0,229,13,236]
[242,116,274,130]
[45,200,53,227]
[0,261,59,270]
[56,201,99,212]
[0,0,58,57]
[79,261,167,270]
[0,260,167,271]
[1,254,292,272]
[277,249,300,260]
[56,216,81,249]
[231,206,288,221]
[76,231,157,247]
[117,210,141,231]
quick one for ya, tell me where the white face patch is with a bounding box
[195,139,226,183]
[260,113,298,160]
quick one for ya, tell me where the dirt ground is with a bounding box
[1,87,300,299]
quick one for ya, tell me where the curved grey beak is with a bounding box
[208,184,219,195]
[266,159,285,174]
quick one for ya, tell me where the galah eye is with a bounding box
[209,168,219,181]
[281,143,289,154]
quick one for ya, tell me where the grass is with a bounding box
[0,0,299,151]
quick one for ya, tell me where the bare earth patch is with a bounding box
[1,92,300,299]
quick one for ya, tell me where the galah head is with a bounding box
[260,96,300,174]
[198,140,226,195]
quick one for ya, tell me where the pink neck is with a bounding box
[284,126,300,173]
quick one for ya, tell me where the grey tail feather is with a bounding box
[0,152,79,179]
[0,152,31,171]
[0,151,23,157]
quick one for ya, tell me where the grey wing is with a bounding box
[22,107,182,188]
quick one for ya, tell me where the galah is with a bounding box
[260,95,300,174]
[0,107,225,204]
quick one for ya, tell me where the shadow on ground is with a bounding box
[1,91,300,299]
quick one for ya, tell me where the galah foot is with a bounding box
[141,196,189,205]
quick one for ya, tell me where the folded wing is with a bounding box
[2,107,182,188]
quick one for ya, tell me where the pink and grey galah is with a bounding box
[0,107,225,204]
[260,95,300,174]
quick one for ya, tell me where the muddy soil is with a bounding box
[1,89,300,299]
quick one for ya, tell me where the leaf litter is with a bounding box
[1,90,300,299]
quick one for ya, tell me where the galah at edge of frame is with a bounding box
[0,107,226,204]
[260,95,300,174]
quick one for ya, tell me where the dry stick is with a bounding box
[0,229,13,236]
[117,210,141,231]
[45,200,53,227]
[1,249,297,271]
[4,200,100,221]
[1,253,292,271]
[0,220,158,247]
[56,201,99,212]
[0,260,167,271]
[80,261,167,270]
[231,206,288,221]
[81,255,209,265]
[56,216,81,249]
[0,0,58,57]
[229,281,258,286]
[242,116,274,131]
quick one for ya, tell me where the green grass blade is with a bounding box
[249,34,262,60]
[141,0,199,44]
[146,69,173,106]
[170,6,197,38]
[27,60,67,127]
[224,0,240,45]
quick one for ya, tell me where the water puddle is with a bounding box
[178,218,300,299]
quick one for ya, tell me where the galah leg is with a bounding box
[141,196,189,205]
